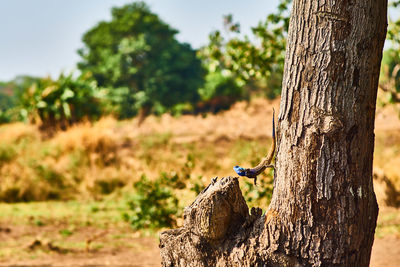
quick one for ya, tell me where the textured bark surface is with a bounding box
[271,0,387,265]
[159,177,282,266]
[160,0,387,266]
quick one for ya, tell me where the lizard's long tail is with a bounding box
[272,108,275,139]
[267,108,276,162]
[246,109,276,175]
[262,108,275,165]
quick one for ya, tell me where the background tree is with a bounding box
[0,76,38,123]
[378,1,400,111]
[199,1,290,101]
[0,83,17,124]
[160,0,387,265]
[78,2,204,119]
[19,72,104,130]
[380,48,400,105]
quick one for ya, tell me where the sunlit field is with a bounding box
[0,97,399,266]
[1,0,400,265]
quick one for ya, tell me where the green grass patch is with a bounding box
[0,143,17,164]
[375,209,400,238]
[0,200,128,226]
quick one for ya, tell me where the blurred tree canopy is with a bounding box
[77,2,204,118]
[380,49,400,105]
[3,0,400,125]
[19,72,105,130]
[0,76,39,123]
[198,0,291,100]
[378,1,400,113]
[0,83,18,123]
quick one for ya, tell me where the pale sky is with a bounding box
[0,0,280,81]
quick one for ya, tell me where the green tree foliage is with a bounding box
[124,174,180,230]
[199,1,291,100]
[391,0,400,8]
[78,2,204,118]
[0,82,15,116]
[378,1,400,111]
[387,1,400,50]
[0,76,39,123]
[0,92,14,123]
[196,69,244,113]
[19,72,105,129]
[379,49,400,106]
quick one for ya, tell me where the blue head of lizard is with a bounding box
[233,166,246,176]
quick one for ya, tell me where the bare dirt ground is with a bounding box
[0,221,161,267]
[0,98,399,266]
[0,241,161,267]
[371,236,400,267]
[0,210,398,267]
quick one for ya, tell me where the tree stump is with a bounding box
[159,177,293,266]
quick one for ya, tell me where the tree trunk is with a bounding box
[267,0,387,265]
[160,0,387,266]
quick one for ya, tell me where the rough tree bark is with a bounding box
[160,0,387,266]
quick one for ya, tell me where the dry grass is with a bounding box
[0,96,399,208]
[0,96,399,265]
[52,117,119,153]
[0,122,40,144]
[0,102,278,205]
[0,117,130,201]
